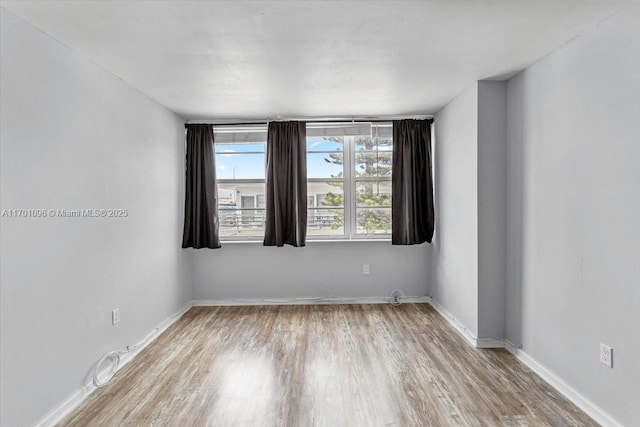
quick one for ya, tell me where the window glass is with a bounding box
[219,209,265,237]
[355,136,392,151]
[307,153,344,179]
[308,208,345,236]
[355,181,391,207]
[215,143,265,179]
[356,208,392,234]
[307,137,343,152]
[354,151,392,178]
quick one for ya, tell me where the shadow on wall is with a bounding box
[429,136,441,297]
[505,76,524,347]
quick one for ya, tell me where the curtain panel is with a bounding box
[264,121,307,247]
[392,119,435,245]
[182,124,221,249]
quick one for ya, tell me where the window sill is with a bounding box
[220,238,391,244]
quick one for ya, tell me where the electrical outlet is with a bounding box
[112,308,120,326]
[600,343,613,368]
[363,264,370,275]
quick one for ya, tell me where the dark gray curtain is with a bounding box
[264,121,307,247]
[182,124,221,249]
[392,119,435,245]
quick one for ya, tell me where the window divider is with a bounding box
[344,135,354,239]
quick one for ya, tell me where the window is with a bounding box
[307,123,392,239]
[214,122,392,241]
[214,125,267,239]
[307,131,345,236]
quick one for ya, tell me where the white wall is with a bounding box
[432,84,479,337]
[477,81,507,341]
[431,82,507,342]
[0,9,191,427]
[192,242,431,300]
[505,5,640,426]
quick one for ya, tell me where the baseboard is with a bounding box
[33,302,192,427]
[428,299,505,349]
[475,337,506,348]
[430,301,623,425]
[192,296,432,306]
[504,342,624,427]
[32,296,430,426]
[31,297,624,427]
[32,382,94,427]
[428,299,481,347]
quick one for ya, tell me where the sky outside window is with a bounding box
[215,137,344,180]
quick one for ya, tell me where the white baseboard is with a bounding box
[504,342,624,427]
[475,337,506,348]
[430,300,623,426]
[192,296,432,306]
[32,297,431,426]
[33,303,192,427]
[428,299,482,347]
[32,381,95,427]
[34,297,622,427]
[428,299,505,348]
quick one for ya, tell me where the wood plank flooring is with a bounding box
[59,304,598,426]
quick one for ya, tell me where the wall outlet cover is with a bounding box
[600,343,613,368]
[112,308,120,326]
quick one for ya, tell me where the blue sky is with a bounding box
[215,137,342,180]
[214,137,391,180]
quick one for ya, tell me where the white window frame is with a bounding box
[307,127,392,241]
[215,125,267,241]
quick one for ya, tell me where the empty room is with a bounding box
[1,1,638,426]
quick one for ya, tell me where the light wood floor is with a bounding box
[59,304,597,426]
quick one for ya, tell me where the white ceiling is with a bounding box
[1,0,633,119]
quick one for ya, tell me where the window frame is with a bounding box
[215,130,267,241]
[306,134,347,239]
[352,134,393,238]
[307,129,392,241]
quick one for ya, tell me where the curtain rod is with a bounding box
[185,115,434,127]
